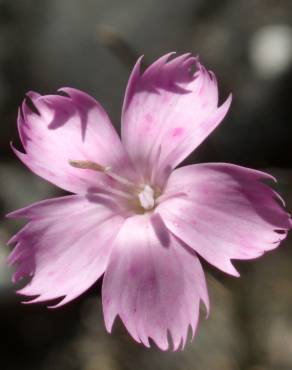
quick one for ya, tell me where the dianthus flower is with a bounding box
[7,53,291,350]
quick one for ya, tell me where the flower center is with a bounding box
[69,160,159,213]
[137,185,155,211]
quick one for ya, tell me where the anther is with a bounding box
[69,160,107,172]
[69,160,135,188]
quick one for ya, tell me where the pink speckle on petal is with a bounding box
[142,113,155,134]
[145,113,154,123]
[172,127,184,138]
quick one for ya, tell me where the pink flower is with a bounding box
[7,53,291,350]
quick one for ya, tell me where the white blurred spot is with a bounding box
[250,25,292,79]
[138,184,155,210]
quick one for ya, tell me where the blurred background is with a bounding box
[1,0,292,369]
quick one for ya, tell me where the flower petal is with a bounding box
[121,53,231,186]
[7,195,125,307]
[102,214,209,350]
[157,163,291,276]
[15,88,137,194]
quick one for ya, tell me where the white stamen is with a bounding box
[138,185,155,210]
[104,166,136,187]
